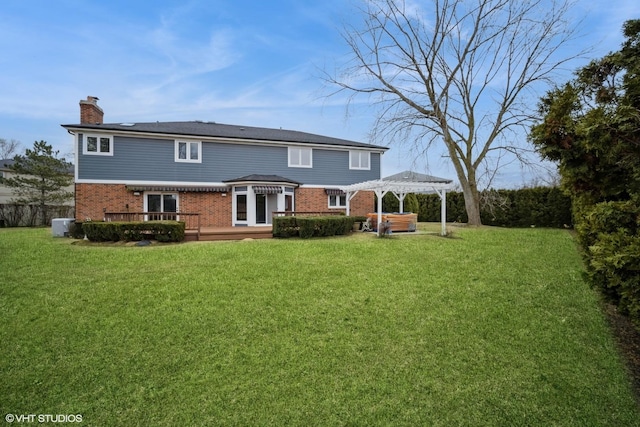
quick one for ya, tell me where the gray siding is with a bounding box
[77,134,381,185]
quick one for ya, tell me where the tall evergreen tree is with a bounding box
[3,141,74,225]
[530,19,640,206]
[530,20,640,327]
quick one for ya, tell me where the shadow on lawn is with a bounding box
[604,303,640,405]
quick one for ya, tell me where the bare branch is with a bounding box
[324,0,584,224]
[0,138,21,160]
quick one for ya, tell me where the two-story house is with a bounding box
[62,97,388,228]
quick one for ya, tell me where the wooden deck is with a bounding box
[185,226,273,242]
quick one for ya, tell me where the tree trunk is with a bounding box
[461,182,482,226]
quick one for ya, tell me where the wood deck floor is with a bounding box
[185,226,273,242]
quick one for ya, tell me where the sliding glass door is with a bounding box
[146,193,178,220]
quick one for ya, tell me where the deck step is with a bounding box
[185,227,273,242]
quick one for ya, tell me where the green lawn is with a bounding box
[1,226,638,426]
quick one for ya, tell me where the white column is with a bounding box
[375,189,387,236]
[345,192,350,216]
[441,189,447,236]
[393,192,407,213]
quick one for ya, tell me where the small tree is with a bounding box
[4,141,74,226]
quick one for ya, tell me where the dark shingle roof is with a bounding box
[383,170,452,184]
[223,174,300,184]
[61,121,388,150]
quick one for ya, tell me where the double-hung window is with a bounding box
[288,147,312,168]
[84,134,113,155]
[350,151,370,170]
[175,140,201,163]
[329,194,347,208]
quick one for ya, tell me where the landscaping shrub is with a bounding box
[414,187,571,227]
[297,218,316,239]
[575,200,640,326]
[68,221,86,239]
[272,216,298,238]
[272,216,356,238]
[82,221,185,242]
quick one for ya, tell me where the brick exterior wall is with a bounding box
[75,184,375,226]
[179,191,232,227]
[294,187,374,217]
[75,184,139,221]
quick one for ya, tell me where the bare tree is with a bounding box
[326,0,582,225]
[0,138,21,160]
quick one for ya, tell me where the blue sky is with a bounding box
[1,0,639,188]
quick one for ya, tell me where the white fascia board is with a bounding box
[64,126,388,153]
[340,180,454,193]
[75,179,228,186]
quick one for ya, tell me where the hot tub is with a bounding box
[366,213,417,232]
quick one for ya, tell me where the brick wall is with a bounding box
[295,187,374,216]
[348,190,376,216]
[179,191,232,227]
[75,184,140,221]
[75,184,232,226]
[75,184,375,226]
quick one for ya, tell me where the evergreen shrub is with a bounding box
[273,216,355,238]
[82,221,185,242]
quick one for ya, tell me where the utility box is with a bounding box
[52,218,76,237]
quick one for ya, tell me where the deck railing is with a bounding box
[272,211,344,217]
[104,212,201,241]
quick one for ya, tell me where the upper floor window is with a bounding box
[175,140,201,163]
[84,134,113,156]
[350,151,370,170]
[289,147,312,168]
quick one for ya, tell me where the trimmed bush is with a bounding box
[272,216,299,238]
[68,221,86,239]
[414,187,571,228]
[273,216,356,238]
[82,221,185,242]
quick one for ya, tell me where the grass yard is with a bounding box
[1,226,639,426]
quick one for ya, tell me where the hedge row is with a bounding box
[273,216,356,238]
[80,221,185,242]
[382,186,572,228]
[576,200,640,326]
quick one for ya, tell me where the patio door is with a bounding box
[146,193,178,220]
[255,194,267,224]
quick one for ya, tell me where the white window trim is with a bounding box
[175,140,202,163]
[288,147,312,168]
[83,134,113,156]
[328,194,347,209]
[349,151,370,170]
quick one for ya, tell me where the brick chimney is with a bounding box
[79,96,103,124]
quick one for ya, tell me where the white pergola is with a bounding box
[340,171,455,236]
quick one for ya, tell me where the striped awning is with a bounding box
[253,185,283,194]
[325,188,346,196]
[127,185,228,193]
